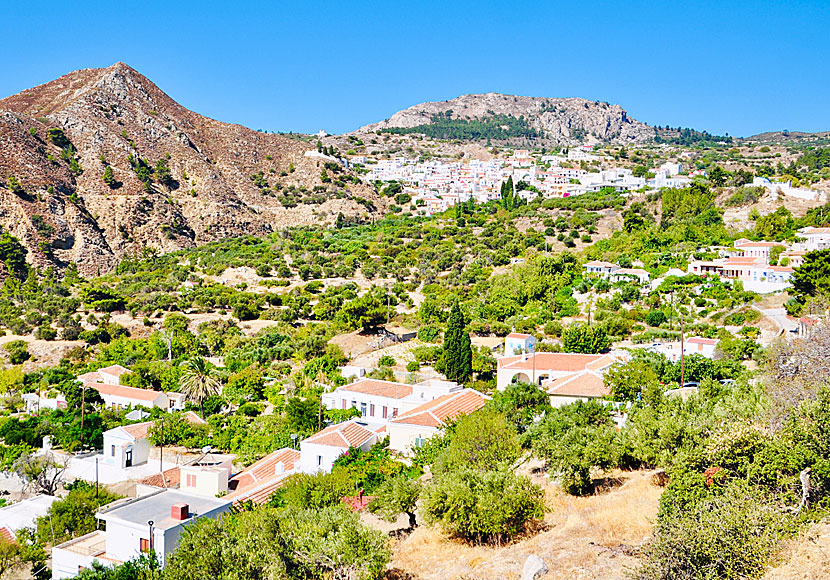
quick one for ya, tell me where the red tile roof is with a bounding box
[137,467,181,488]
[0,527,14,544]
[391,389,488,428]
[91,383,166,402]
[228,448,300,493]
[686,337,718,345]
[226,447,301,505]
[546,372,609,399]
[339,379,413,399]
[499,352,609,372]
[121,421,152,440]
[99,365,131,376]
[303,421,376,448]
[506,332,532,339]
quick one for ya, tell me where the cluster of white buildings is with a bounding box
[685,230,830,293]
[362,145,702,214]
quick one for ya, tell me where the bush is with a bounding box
[417,325,440,342]
[646,309,667,327]
[421,468,545,544]
[275,470,354,509]
[3,341,29,365]
[433,408,521,473]
[561,324,610,353]
[529,401,619,495]
[634,482,796,580]
[378,355,395,367]
[165,505,390,580]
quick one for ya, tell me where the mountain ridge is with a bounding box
[0,63,381,276]
[357,92,654,144]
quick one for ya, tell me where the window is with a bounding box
[360,402,367,417]
[392,408,398,417]
[317,455,322,466]
[111,445,115,456]
[140,538,150,553]
[370,404,375,417]
[382,406,388,419]
[186,474,197,487]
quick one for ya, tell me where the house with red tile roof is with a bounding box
[545,371,610,407]
[224,447,301,504]
[90,383,169,411]
[321,378,462,424]
[496,352,618,390]
[135,451,235,498]
[298,419,379,474]
[388,388,489,455]
[102,421,153,468]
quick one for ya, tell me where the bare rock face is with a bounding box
[0,63,382,276]
[359,92,653,145]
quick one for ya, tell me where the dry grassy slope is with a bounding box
[376,469,662,580]
[358,93,653,145]
[0,63,383,275]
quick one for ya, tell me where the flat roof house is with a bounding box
[52,489,231,578]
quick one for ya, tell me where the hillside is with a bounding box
[0,63,382,276]
[357,93,653,145]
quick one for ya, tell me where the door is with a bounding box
[125,448,133,467]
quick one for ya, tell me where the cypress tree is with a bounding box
[440,301,473,384]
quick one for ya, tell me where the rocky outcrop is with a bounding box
[359,92,653,145]
[0,63,382,276]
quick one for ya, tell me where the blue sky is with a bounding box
[1,1,828,137]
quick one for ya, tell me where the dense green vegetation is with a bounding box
[382,112,540,142]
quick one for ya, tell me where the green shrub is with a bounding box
[634,482,796,580]
[421,468,545,544]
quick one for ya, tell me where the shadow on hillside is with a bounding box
[591,475,627,495]
[384,569,417,580]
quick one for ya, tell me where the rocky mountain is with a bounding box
[358,93,653,145]
[0,63,381,276]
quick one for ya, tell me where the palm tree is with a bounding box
[179,357,221,416]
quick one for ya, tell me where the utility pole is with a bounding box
[80,383,86,450]
[679,301,685,388]
[95,457,99,499]
[159,417,164,473]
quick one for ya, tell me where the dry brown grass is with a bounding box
[762,520,830,580]
[385,469,662,580]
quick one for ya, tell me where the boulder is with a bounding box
[522,554,548,580]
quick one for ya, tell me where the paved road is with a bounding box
[760,308,798,334]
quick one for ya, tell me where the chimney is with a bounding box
[171,503,189,520]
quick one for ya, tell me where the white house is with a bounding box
[320,378,462,424]
[545,371,611,408]
[496,352,618,390]
[297,419,379,474]
[504,333,537,356]
[584,261,620,277]
[610,268,650,285]
[102,422,152,468]
[90,383,169,411]
[51,489,231,578]
[388,389,489,455]
[22,391,67,414]
[77,365,133,386]
[136,452,235,499]
[797,227,830,251]
[0,495,59,542]
[642,336,720,362]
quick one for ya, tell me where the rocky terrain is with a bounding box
[0,63,382,275]
[358,93,653,145]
